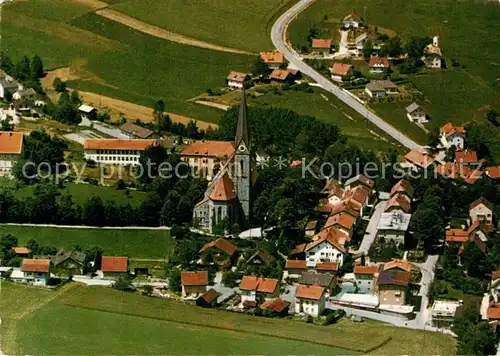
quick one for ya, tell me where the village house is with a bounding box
[383,259,413,273]
[490,271,500,303]
[199,238,237,265]
[180,140,235,180]
[12,88,36,101]
[354,265,379,294]
[245,250,276,266]
[330,199,361,220]
[239,275,279,306]
[12,247,32,257]
[486,166,500,180]
[269,68,298,84]
[305,219,318,236]
[422,36,443,69]
[455,149,479,166]
[21,259,51,286]
[284,259,307,278]
[446,222,489,250]
[84,138,157,166]
[259,50,286,69]
[440,122,466,149]
[434,162,483,185]
[311,39,332,55]
[101,256,129,279]
[181,271,208,297]
[9,99,34,117]
[330,62,352,82]
[406,103,427,124]
[365,80,398,98]
[295,284,326,317]
[51,248,86,277]
[368,57,390,74]
[78,104,97,122]
[196,288,220,308]
[385,193,411,214]
[299,271,336,296]
[303,232,346,268]
[120,122,153,139]
[324,213,355,238]
[0,131,23,177]
[431,300,463,328]
[377,269,411,306]
[226,71,250,89]
[390,179,414,203]
[342,12,364,28]
[0,76,20,99]
[344,174,375,191]
[341,184,372,217]
[377,211,412,244]
[402,150,436,171]
[324,178,344,205]
[470,198,494,228]
[259,298,291,317]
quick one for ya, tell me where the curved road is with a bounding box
[271,0,423,151]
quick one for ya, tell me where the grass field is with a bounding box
[1,283,456,355]
[289,0,500,136]
[111,0,295,53]
[0,225,173,259]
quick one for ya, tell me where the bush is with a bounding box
[113,276,135,292]
[221,270,240,288]
[305,315,313,323]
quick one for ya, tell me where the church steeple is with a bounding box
[235,88,249,150]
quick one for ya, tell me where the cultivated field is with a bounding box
[289,0,500,132]
[0,225,173,259]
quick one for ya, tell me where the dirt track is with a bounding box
[95,8,252,55]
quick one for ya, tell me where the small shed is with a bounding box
[196,288,220,308]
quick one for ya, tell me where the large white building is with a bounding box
[376,211,412,244]
[83,139,156,166]
[440,122,465,150]
[0,131,23,177]
[304,234,346,268]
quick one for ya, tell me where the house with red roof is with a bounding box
[331,62,352,82]
[284,259,307,278]
[181,271,208,297]
[470,198,494,228]
[455,149,479,166]
[239,275,279,306]
[101,256,129,279]
[295,284,326,317]
[486,166,500,180]
[199,237,238,265]
[311,39,332,54]
[324,213,355,237]
[439,122,465,149]
[304,232,346,268]
[0,131,23,177]
[368,57,390,74]
[21,259,51,286]
[259,298,290,317]
[354,265,379,294]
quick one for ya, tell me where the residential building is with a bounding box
[331,63,352,82]
[259,51,286,69]
[354,265,379,294]
[304,231,346,267]
[305,220,318,236]
[51,248,86,277]
[101,256,129,279]
[21,259,51,286]
[311,39,332,54]
[181,271,208,297]
[299,271,336,296]
[245,250,276,266]
[385,193,411,214]
[239,275,279,306]
[402,150,436,171]
[368,57,390,74]
[455,149,479,166]
[181,140,235,180]
[199,238,237,265]
[344,174,375,191]
[12,247,31,257]
[470,198,494,228]
[365,80,398,98]
[434,162,483,185]
[406,103,427,124]
[383,259,413,273]
[486,166,500,180]
[259,298,290,317]
[390,179,414,202]
[83,139,156,166]
[377,269,410,306]
[196,288,220,308]
[284,259,307,278]
[0,131,23,177]
[324,178,344,205]
[431,300,463,328]
[9,99,33,117]
[490,271,500,303]
[0,77,20,99]
[120,122,153,139]
[269,69,299,84]
[324,213,355,237]
[226,71,250,89]
[440,122,465,149]
[376,211,412,244]
[342,12,363,28]
[295,285,326,317]
[78,104,97,121]
[313,226,350,246]
[315,261,338,275]
[193,90,251,231]
[330,199,361,219]
[422,36,442,69]
[341,184,372,217]
[12,88,36,101]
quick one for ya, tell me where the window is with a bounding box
[394,291,401,296]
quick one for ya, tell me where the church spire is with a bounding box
[235,88,249,149]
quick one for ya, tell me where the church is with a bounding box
[192,89,251,232]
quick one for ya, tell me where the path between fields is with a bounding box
[95,8,253,55]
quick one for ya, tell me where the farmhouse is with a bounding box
[422,36,443,69]
[295,284,326,317]
[259,50,286,69]
[440,122,465,149]
[331,62,352,82]
[12,88,36,101]
[455,149,479,165]
[377,211,411,244]
[325,179,344,205]
[385,193,411,214]
[345,174,374,191]
[83,139,156,166]
[120,122,153,139]
[342,12,364,28]
[226,71,250,89]
[78,104,97,121]
[390,179,414,202]
[368,57,390,74]
[239,275,279,306]
[21,259,51,286]
[9,99,34,117]
[354,265,379,294]
[469,198,494,228]
[311,39,332,54]
[101,256,129,279]
[406,103,427,124]
[51,248,86,277]
[181,271,208,297]
[365,80,398,98]
[0,131,23,177]
[383,259,413,273]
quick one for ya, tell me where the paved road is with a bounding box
[351,200,388,256]
[270,0,423,151]
[413,254,439,328]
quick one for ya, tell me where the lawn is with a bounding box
[0,225,173,258]
[288,0,500,137]
[111,0,295,53]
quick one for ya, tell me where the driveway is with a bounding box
[412,254,439,328]
[334,30,349,59]
[210,272,238,303]
[270,0,422,151]
[352,200,388,256]
[281,284,296,313]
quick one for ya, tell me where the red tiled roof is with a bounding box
[260,298,290,312]
[305,231,346,254]
[101,256,128,272]
[385,193,411,213]
[209,172,236,201]
[343,185,371,206]
[84,139,155,151]
[445,228,470,243]
[312,39,332,49]
[324,212,355,230]
[488,305,500,319]
[435,162,483,184]
[0,131,23,154]
[270,69,293,81]
[354,265,378,275]
[181,271,208,286]
[390,179,414,199]
[455,150,478,164]
[331,62,351,76]
[295,284,325,300]
[239,275,279,293]
[199,238,237,256]
[440,122,465,137]
[260,51,285,64]
[369,57,389,67]
[226,71,249,82]
[285,259,307,270]
[181,140,235,158]
[383,259,413,272]
[486,166,500,179]
[21,259,50,273]
[316,261,338,272]
[405,150,435,169]
[12,247,31,254]
[331,200,361,217]
[313,226,349,243]
[492,270,500,281]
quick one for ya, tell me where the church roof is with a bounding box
[235,89,249,149]
[209,172,237,201]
